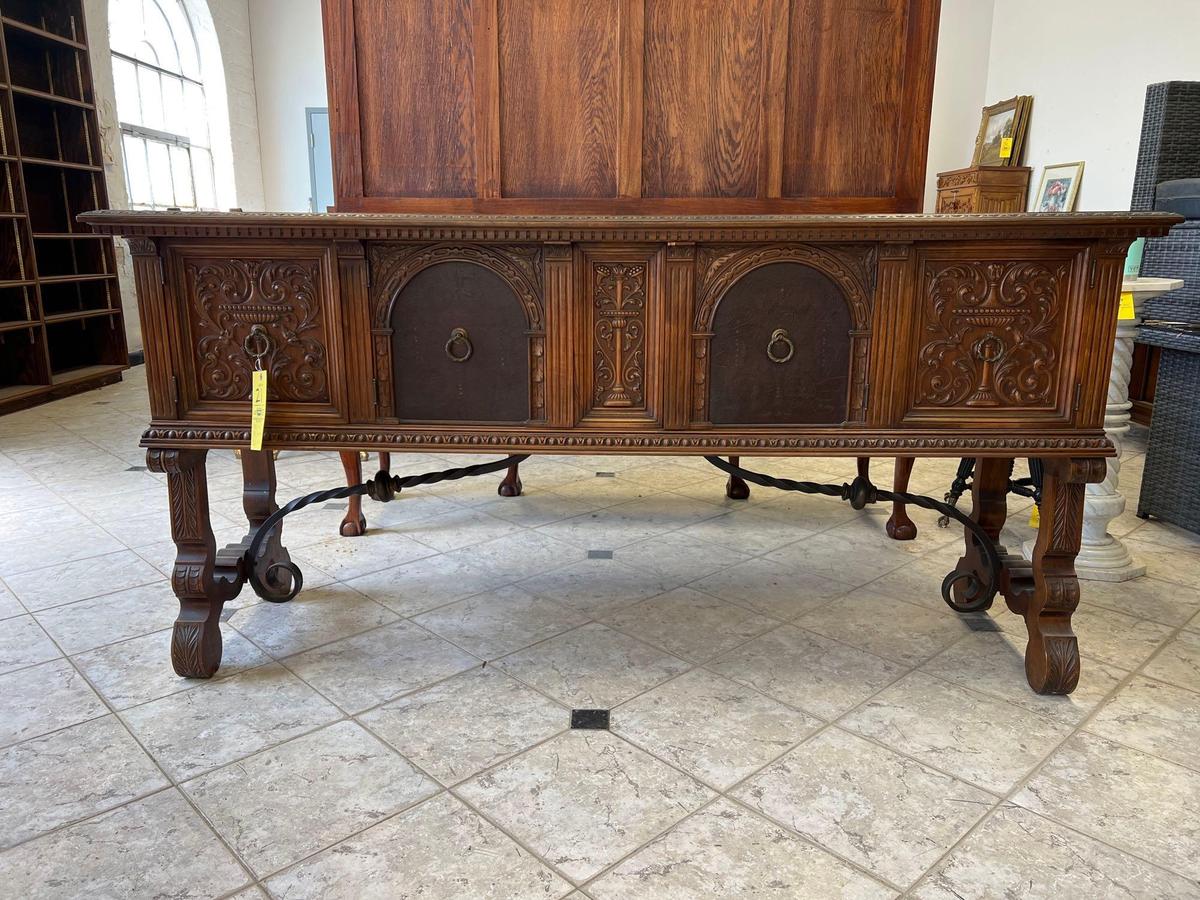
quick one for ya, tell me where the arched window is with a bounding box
[109,0,216,209]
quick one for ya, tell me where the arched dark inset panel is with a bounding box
[390,262,530,421]
[709,262,852,424]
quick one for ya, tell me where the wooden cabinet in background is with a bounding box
[936,166,1031,214]
[321,0,941,214]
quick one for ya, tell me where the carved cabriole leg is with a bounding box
[147,449,228,678]
[952,456,1011,611]
[339,450,366,536]
[241,449,292,599]
[885,456,917,540]
[725,455,749,500]
[1007,458,1106,695]
[498,461,523,497]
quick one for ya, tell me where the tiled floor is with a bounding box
[2,366,1200,898]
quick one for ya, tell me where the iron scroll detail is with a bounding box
[702,455,1004,613]
[242,454,530,603]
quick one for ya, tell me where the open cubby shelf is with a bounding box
[0,0,125,414]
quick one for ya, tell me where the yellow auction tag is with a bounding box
[1118,291,1135,320]
[1029,504,1040,528]
[999,136,1014,159]
[250,369,267,451]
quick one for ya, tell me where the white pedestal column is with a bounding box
[1024,276,1184,581]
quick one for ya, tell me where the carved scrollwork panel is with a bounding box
[915,259,1071,411]
[186,258,329,403]
[591,262,647,410]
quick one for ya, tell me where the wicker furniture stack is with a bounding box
[1132,82,1200,534]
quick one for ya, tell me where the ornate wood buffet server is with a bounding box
[82,209,1179,696]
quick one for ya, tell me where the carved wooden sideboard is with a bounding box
[82,209,1178,695]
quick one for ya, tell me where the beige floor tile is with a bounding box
[841,673,1074,793]
[414,585,588,659]
[1128,519,1200,552]
[455,528,585,581]
[1015,733,1200,881]
[795,591,977,666]
[497,623,688,708]
[856,554,971,612]
[72,625,270,709]
[121,662,341,780]
[766,530,914,587]
[398,506,522,552]
[266,793,571,899]
[1080,575,1200,628]
[184,721,437,877]
[588,798,892,900]
[0,716,168,850]
[0,658,107,748]
[458,730,715,882]
[517,557,682,617]
[361,666,566,785]
[476,488,613,528]
[919,630,1125,726]
[614,529,751,582]
[709,624,905,720]
[691,557,852,620]
[614,669,820,789]
[601,587,777,663]
[736,728,993,888]
[0,789,249,900]
[33,581,183,655]
[343,552,512,618]
[913,804,1199,899]
[1122,539,1200,588]
[537,493,725,550]
[4,550,163,612]
[232,584,398,658]
[290,529,436,581]
[1087,675,1200,771]
[1068,605,1175,670]
[0,614,61,676]
[673,508,816,556]
[746,490,864,532]
[283,620,478,712]
[1142,628,1200,689]
[0,525,126,577]
[0,584,24,620]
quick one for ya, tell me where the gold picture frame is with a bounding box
[972,95,1032,167]
[1033,161,1085,212]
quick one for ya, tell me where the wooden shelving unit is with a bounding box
[0,0,126,415]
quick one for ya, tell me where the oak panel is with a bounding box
[783,0,909,198]
[642,0,766,198]
[498,0,619,198]
[354,0,477,197]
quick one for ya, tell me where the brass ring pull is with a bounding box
[243,324,272,362]
[766,328,794,364]
[445,327,473,363]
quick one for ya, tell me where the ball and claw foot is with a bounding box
[339,514,367,537]
[886,511,917,541]
[498,463,523,497]
[725,456,750,500]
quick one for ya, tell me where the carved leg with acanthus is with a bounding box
[885,456,917,540]
[1005,458,1105,695]
[147,449,243,678]
[240,448,292,600]
[498,461,523,497]
[725,455,750,500]
[949,456,1011,612]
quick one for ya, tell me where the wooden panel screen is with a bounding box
[322,0,940,213]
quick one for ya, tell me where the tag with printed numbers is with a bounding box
[250,369,267,451]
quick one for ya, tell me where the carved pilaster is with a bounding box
[664,242,695,429]
[543,241,574,427]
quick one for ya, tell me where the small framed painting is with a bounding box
[972,96,1032,166]
[1033,162,1085,212]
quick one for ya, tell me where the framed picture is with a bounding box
[972,96,1032,167]
[1033,162,1085,212]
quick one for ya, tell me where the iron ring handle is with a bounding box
[243,324,272,361]
[445,327,473,363]
[766,328,794,364]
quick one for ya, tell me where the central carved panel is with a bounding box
[591,262,648,410]
[915,259,1071,411]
